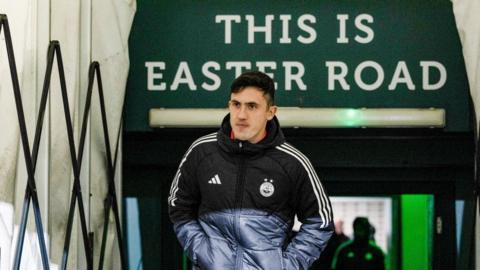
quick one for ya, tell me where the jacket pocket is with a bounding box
[195,237,235,270]
[242,248,284,270]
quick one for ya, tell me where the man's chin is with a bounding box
[235,135,249,141]
[233,132,250,141]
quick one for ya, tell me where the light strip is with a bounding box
[149,108,445,128]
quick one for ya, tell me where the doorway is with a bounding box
[123,128,471,270]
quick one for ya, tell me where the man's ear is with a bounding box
[267,105,277,120]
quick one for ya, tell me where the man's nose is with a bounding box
[238,105,247,119]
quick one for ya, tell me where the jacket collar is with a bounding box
[217,114,285,155]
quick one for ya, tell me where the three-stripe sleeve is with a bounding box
[276,143,333,227]
[168,133,217,207]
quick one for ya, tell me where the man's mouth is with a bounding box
[236,123,249,128]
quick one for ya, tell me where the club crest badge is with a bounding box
[260,179,275,197]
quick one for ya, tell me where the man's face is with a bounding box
[354,223,370,243]
[229,87,277,144]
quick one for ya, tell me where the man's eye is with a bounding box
[247,104,257,110]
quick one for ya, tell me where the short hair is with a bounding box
[230,71,275,106]
[353,217,370,230]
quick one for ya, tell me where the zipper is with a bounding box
[234,142,246,209]
[233,141,246,268]
[235,245,244,269]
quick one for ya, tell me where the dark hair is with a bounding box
[230,71,275,106]
[353,217,370,230]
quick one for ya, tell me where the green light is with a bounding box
[346,109,358,118]
[339,109,364,127]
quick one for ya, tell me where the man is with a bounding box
[331,217,385,270]
[168,71,333,269]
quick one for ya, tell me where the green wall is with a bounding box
[125,0,470,132]
[401,195,433,270]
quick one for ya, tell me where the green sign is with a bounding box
[126,0,470,132]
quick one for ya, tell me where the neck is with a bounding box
[250,129,267,144]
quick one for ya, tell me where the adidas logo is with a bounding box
[208,174,222,185]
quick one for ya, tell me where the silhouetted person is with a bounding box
[311,220,350,269]
[331,217,385,270]
[369,223,376,242]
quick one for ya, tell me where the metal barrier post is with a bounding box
[1,14,126,270]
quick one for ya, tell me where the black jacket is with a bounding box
[169,115,333,269]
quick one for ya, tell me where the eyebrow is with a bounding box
[230,100,259,106]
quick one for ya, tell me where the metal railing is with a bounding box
[0,14,125,270]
